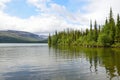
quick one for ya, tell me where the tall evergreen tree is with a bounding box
[115,14,120,43]
[105,18,108,25]
[98,25,101,33]
[108,8,115,44]
[88,20,93,41]
[90,20,92,32]
[93,20,98,42]
[109,8,113,22]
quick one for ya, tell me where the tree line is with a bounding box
[48,8,120,47]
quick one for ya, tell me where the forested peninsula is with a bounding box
[48,8,120,48]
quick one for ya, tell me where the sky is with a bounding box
[0,0,120,35]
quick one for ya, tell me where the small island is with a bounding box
[48,8,120,48]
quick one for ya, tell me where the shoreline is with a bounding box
[49,44,120,48]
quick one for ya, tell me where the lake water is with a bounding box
[0,43,120,80]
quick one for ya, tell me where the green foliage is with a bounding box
[115,14,120,43]
[93,20,98,42]
[98,33,111,46]
[49,8,120,47]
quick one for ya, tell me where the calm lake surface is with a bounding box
[0,43,120,80]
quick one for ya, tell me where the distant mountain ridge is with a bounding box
[0,30,48,43]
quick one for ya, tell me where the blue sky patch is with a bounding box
[4,0,38,18]
[53,0,89,13]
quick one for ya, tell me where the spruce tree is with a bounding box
[108,8,115,44]
[93,20,98,42]
[115,14,120,43]
[90,20,92,32]
[88,20,93,41]
[98,25,101,33]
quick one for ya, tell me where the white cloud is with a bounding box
[0,0,83,34]
[27,0,51,12]
[0,0,120,35]
[0,10,83,33]
[0,0,11,10]
[83,0,120,24]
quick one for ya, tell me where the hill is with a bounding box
[0,30,48,43]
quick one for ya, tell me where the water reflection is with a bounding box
[0,44,120,80]
[51,46,120,80]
